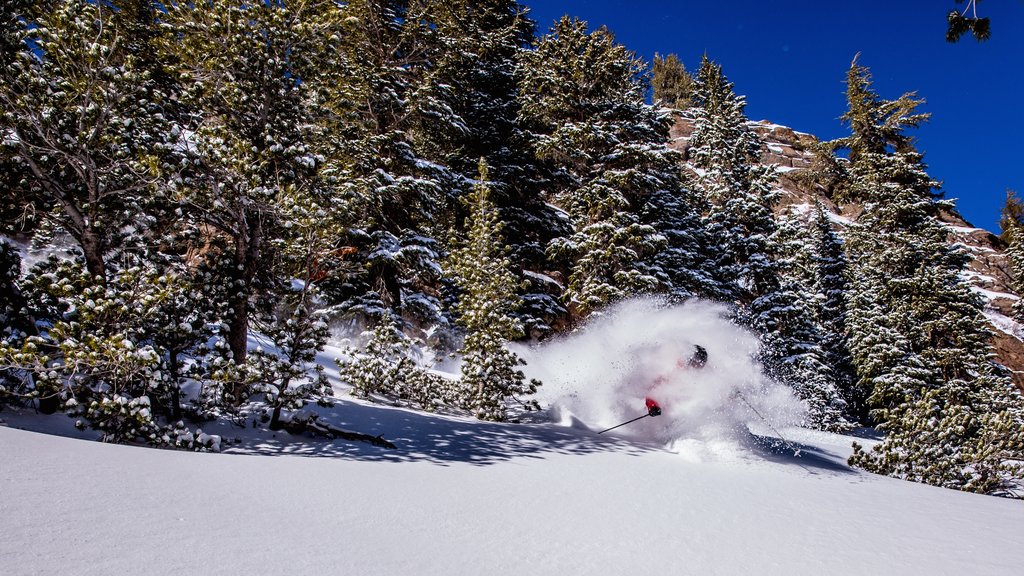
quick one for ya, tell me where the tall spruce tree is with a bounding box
[311,0,452,334]
[836,60,1024,495]
[1006,220,1024,325]
[447,161,539,421]
[688,56,778,305]
[773,211,853,431]
[519,17,679,319]
[415,1,566,337]
[415,0,534,180]
[998,189,1024,244]
[808,202,859,420]
[689,57,848,428]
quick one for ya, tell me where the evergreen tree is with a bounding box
[0,0,169,281]
[447,161,539,421]
[415,0,534,180]
[414,1,566,337]
[808,203,859,420]
[688,56,778,305]
[689,57,848,428]
[337,312,460,411]
[1006,221,1024,324]
[159,0,339,365]
[772,211,853,431]
[652,53,694,110]
[312,0,452,334]
[998,189,1024,244]
[947,0,990,42]
[519,17,678,319]
[836,60,1024,494]
[641,179,729,303]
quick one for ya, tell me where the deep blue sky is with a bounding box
[527,1,1024,233]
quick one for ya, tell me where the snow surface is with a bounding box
[2,300,1023,576]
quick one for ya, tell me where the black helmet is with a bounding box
[688,345,708,368]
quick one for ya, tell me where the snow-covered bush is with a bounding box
[207,282,334,429]
[0,259,225,445]
[338,314,462,412]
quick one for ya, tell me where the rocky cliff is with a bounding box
[669,114,1024,391]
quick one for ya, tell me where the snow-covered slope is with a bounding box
[2,299,1021,575]
[2,407,1022,576]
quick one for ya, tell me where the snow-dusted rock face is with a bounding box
[669,113,1024,392]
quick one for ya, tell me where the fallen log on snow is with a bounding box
[281,410,397,449]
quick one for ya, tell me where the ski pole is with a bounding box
[735,391,812,472]
[597,413,650,434]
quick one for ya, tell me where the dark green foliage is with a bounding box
[835,59,1024,494]
[1,0,171,280]
[1007,221,1024,324]
[808,204,859,421]
[690,56,851,430]
[159,0,340,363]
[338,314,461,411]
[947,1,991,42]
[689,56,778,303]
[519,17,681,319]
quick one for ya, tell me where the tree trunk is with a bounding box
[168,350,182,421]
[269,402,284,431]
[80,228,106,282]
[226,292,249,365]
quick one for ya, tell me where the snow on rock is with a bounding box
[522,270,564,290]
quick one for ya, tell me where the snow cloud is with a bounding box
[518,298,805,451]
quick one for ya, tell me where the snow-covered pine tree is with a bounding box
[997,189,1024,244]
[518,17,677,319]
[337,312,459,411]
[414,1,566,337]
[447,161,539,421]
[689,57,849,429]
[0,0,169,281]
[1007,225,1024,325]
[415,0,533,181]
[998,191,1024,323]
[769,211,852,431]
[0,241,34,403]
[807,202,859,421]
[0,241,34,340]
[159,0,338,367]
[836,59,1024,495]
[0,259,178,440]
[309,0,452,336]
[688,56,777,305]
[641,176,730,303]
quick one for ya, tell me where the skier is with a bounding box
[644,344,707,417]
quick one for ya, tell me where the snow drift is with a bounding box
[520,298,805,451]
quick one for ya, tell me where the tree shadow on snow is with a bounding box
[742,432,857,475]
[227,399,658,466]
